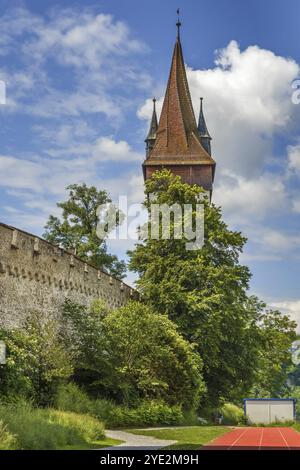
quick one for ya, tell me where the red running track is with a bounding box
[203,427,300,450]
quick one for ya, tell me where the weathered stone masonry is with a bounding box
[0,222,134,328]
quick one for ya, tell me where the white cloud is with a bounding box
[0,133,142,195]
[92,137,142,163]
[0,7,145,68]
[240,226,300,262]
[288,144,300,176]
[0,7,151,119]
[214,172,287,223]
[0,155,46,191]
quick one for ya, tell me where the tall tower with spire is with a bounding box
[143,14,216,198]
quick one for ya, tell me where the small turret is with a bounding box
[145,98,158,156]
[198,97,212,155]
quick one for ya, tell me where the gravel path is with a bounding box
[102,429,177,450]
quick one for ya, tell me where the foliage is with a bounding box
[287,386,300,418]
[0,312,72,406]
[250,309,297,397]
[55,383,184,428]
[219,402,245,425]
[128,170,297,405]
[62,300,205,408]
[0,399,105,450]
[61,299,111,395]
[55,382,94,415]
[102,400,184,428]
[46,409,104,442]
[43,183,126,279]
[0,421,16,450]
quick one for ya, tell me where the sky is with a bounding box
[0,0,300,329]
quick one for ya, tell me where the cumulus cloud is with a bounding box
[214,172,288,223]
[0,7,150,119]
[0,7,145,67]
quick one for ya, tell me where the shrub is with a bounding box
[0,421,16,450]
[101,401,184,428]
[55,383,184,428]
[55,383,93,415]
[0,312,72,406]
[219,402,245,425]
[62,300,205,409]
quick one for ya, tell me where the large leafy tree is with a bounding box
[128,170,296,405]
[43,183,126,279]
[62,299,204,408]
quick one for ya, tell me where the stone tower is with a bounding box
[142,19,216,199]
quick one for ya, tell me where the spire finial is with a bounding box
[152,97,157,114]
[176,8,181,40]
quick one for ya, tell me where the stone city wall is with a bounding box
[0,222,134,328]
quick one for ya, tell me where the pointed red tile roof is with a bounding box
[145,37,215,166]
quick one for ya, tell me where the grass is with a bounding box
[61,437,123,450]
[293,422,300,433]
[0,400,122,450]
[127,426,232,450]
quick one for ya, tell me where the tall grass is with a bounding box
[0,420,16,450]
[0,400,104,450]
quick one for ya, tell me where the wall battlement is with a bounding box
[0,222,134,328]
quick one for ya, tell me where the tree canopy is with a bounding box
[128,170,296,405]
[43,183,126,279]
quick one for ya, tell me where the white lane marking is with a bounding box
[259,428,264,450]
[227,428,249,450]
[278,428,290,450]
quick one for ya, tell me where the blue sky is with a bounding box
[0,0,300,328]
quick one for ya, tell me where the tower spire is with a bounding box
[198,97,212,155]
[145,97,158,156]
[176,8,181,40]
[143,18,216,198]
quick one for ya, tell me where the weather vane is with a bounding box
[176,8,181,39]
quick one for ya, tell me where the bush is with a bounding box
[62,300,205,409]
[0,421,16,450]
[219,402,245,425]
[0,312,72,406]
[0,399,104,450]
[55,383,93,415]
[55,383,184,428]
[101,401,184,428]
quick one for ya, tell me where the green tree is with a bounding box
[253,309,297,397]
[128,170,296,405]
[43,183,126,279]
[62,299,205,409]
[0,312,72,406]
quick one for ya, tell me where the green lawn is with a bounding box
[127,426,232,450]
